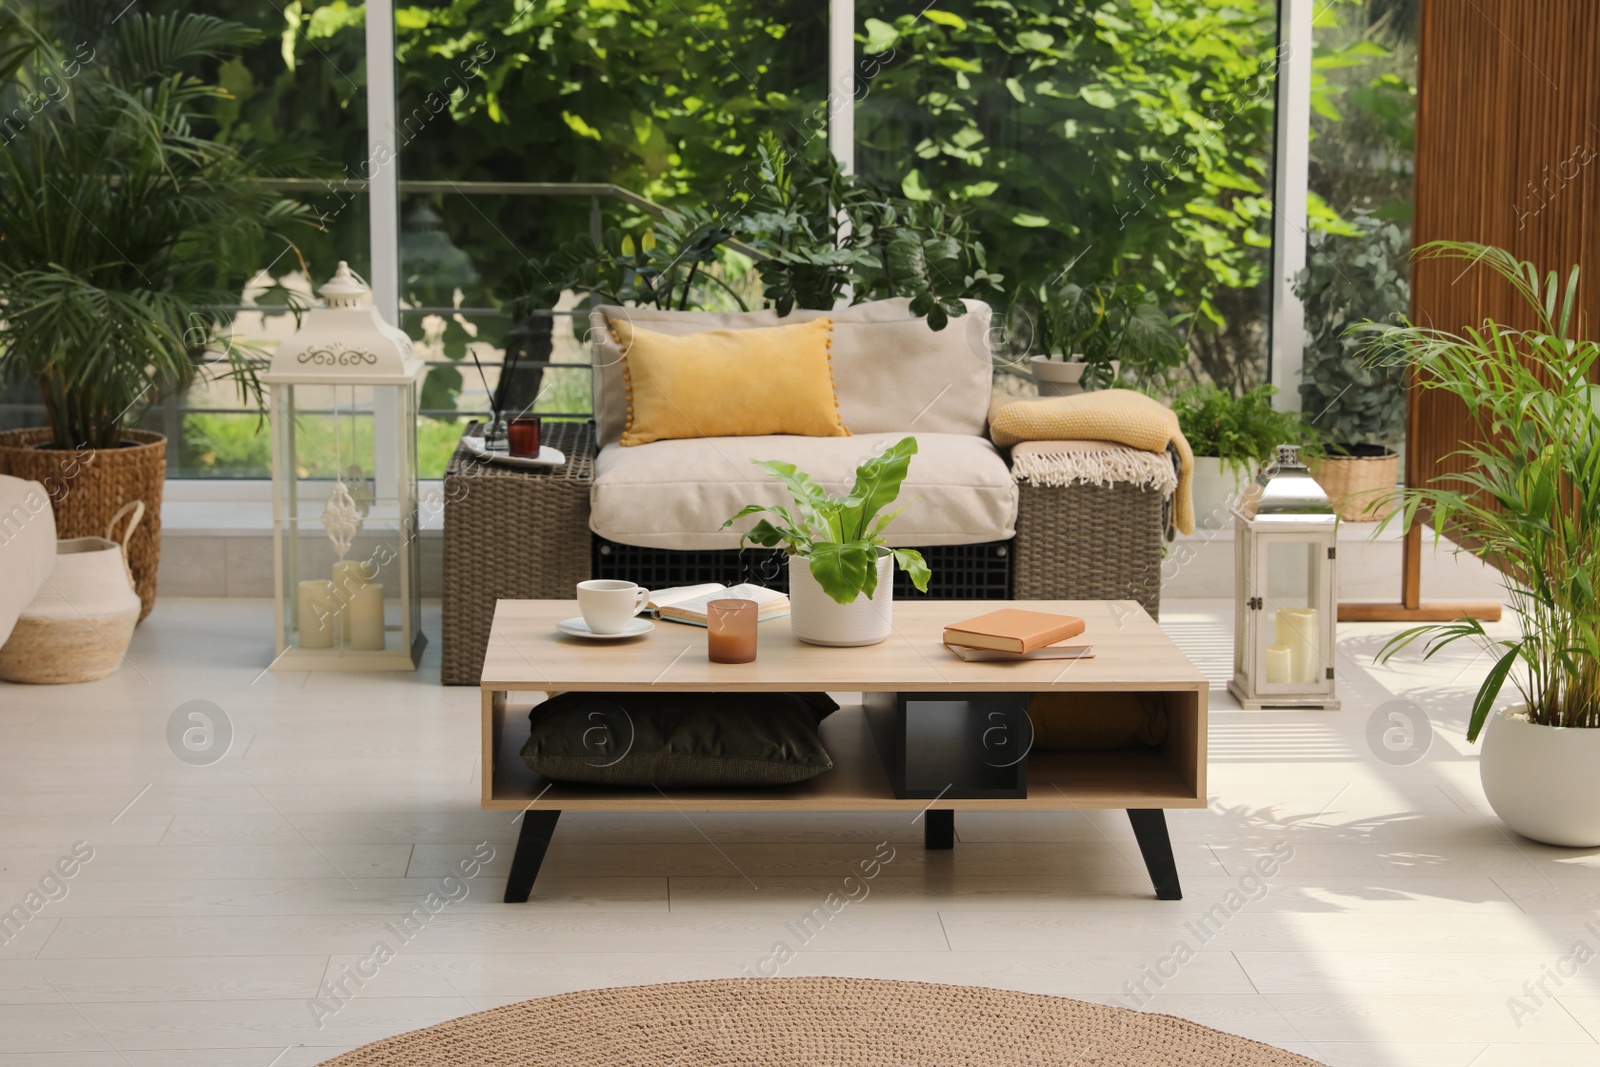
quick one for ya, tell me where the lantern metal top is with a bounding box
[264,262,424,386]
[1234,444,1338,526]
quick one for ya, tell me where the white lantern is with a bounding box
[1228,445,1340,709]
[264,263,426,670]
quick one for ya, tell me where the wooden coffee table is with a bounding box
[481,599,1207,902]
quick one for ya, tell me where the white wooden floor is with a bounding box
[2,596,1595,1067]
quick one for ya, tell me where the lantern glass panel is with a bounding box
[275,381,419,658]
[1254,535,1331,691]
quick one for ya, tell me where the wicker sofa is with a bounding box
[440,300,1170,685]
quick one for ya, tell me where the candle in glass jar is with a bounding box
[297,579,336,649]
[706,599,757,663]
[348,580,386,651]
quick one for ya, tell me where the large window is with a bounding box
[1298,0,1417,454]
[856,2,1279,394]
[3,1,1302,480]
[393,1,828,476]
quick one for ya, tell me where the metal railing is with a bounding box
[6,180,750,475]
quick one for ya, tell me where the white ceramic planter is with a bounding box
[1029,355,1088,397]
[1480,705,1600,846]
[1190,456,1249,529]
[788,552,894,647]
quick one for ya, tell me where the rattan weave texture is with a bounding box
[0,428,165,620]
[440,421,595,685]
[315,976,1325,1066]
[1013,479,1166,620]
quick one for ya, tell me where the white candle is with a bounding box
[332,560,373,643]
[1276,608,1319,685]
[348,580,386,652]
[297,579,336,650]
[1264,643,1292,684]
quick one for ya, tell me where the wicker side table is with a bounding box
[1011,479,1166,620]
[441,421,596,685]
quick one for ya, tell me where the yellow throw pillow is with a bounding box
[611,317,849,446]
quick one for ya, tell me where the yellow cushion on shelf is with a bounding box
[612,317,849,447]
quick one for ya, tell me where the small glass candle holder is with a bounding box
[507,415,542,458]
[706,598,757,663]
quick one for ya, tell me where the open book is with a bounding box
[647,583,791,627]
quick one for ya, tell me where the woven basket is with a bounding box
[0,501,143,684]
[0,428,165,620]
[1310,451,1398,523]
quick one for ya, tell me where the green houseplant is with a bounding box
[1294,214,1410,521]
[1364,242,1600,846]
[1029,278,1187,394]
[0,10,306,617]
[723,436,931,647]
[1172,385,1309,527]
[530,133,1004,341]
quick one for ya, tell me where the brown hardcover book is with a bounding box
[943,609,1087,654]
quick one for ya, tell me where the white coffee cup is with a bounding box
[576,579,650,634]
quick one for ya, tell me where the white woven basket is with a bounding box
[0,501,144,684]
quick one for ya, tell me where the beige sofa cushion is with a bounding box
[0,476,57,647]
[590,298,994,448]
[590,432,1018,551]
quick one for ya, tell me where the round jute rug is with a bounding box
[316,976,1326,1066]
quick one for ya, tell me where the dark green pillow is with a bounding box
[522,692,837,788]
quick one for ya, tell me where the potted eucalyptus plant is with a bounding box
[1366,243,1600,847]
[1172,386,1309,527]
[1295,214,1409,521]
[723,437,931,647]
[0,10,306,618]
[1028,278,1187,394]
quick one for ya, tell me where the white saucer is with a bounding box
[557,617,655,640]
[462,434,566,469]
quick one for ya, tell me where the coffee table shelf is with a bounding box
[481,599,1207,901]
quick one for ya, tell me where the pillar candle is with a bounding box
[1264,643,1292,685]
[332,559,374,643]
[297,579,336,650]
[1276,607,1319,685]
[348,580,386,652]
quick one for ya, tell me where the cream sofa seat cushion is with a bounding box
[590,433,1018,551]
[0,476,57,647]
[590,298,994,448]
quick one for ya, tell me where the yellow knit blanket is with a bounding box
[991,390,1195,535]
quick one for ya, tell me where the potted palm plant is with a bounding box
[1366,243,1600,846]
[1028,278,1187,394]
[1172,386,1309,528]
[723,437,931,647]
[1295,215,1409,521]
[0,10,306,618]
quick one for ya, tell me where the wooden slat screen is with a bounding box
[1411,0,1600,506]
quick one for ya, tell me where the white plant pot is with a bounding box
[788,552,894,647]
[1190,456,1249,529]
[1029,355,1088,397]
[1480,705,1600,847]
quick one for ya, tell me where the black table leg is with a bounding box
[1127,808,1181,900]
[503,809,561,903]
[924,809,954,850]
